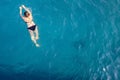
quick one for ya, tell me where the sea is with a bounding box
[0,0,120,80]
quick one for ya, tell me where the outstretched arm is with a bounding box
[22,5,31,14]
[19,6,24,19]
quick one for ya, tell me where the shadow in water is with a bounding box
[73,39,86,51]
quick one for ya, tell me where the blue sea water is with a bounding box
[0,0,120,80]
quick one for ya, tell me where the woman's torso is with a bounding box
[23,15,35,28]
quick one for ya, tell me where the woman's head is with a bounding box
[24,11,30,17]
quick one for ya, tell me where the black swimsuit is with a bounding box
[27,25,36,31]
[25,21,36,31]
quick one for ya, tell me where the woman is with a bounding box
[19,5,40,47]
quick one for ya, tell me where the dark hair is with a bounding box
[24,11,30,17]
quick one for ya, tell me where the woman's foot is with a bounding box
[35,43,40,47]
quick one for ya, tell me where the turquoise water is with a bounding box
[0,0,120,80]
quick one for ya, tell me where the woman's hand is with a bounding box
[21,5,25,8]
[19,6,22,10]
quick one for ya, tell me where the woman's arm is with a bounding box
[22,5,31,14]
[19,6,23,17]
[19,6,25,20]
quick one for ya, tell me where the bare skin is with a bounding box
[19,5,40,47]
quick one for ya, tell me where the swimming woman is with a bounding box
[19,5,40,47]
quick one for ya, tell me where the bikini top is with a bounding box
[25,21,33,23]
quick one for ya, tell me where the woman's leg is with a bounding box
[34,26,39,40]
[29,30,36,44]
[29,30,39,47]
